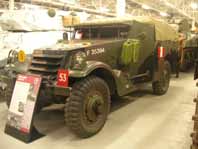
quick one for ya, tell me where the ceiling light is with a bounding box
[100,7,109,12]
[190,2,198,10]
[142,4,150,10]
[164,1,175,8]
[160,12,168,17]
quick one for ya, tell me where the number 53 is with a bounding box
[59,73,67,82]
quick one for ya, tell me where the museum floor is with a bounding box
[0,71,196,149]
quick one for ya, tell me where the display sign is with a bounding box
[5,74,43,143]
[57,69,69,87]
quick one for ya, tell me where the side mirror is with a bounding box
[63,33,68,40]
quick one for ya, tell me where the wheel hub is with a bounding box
[86,92,104,122]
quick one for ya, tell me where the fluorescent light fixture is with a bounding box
[160,12,168,17]
[59,0,76,4]
[142,4,150,10]
[116,0,126,17]
[100,7,109,12]
[79,11,90,21]
[190,2,198,10]
[164,1,176,9]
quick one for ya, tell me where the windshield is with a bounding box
[73,26,129,40]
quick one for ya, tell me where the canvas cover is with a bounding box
[69,16,178,41]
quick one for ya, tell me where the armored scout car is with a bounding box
[1,17,179,137]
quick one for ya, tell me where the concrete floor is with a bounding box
[0,72,196,149]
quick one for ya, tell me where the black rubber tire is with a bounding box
[65,76,110,138]
[152,61,171,95]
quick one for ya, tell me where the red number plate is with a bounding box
[57,69,69,87]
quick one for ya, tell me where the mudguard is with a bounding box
[69,61,134,96]
[69,61,116,78]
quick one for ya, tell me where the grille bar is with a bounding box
[33,54,64,59]
[31,59,61,66]
[29,50,66,79]
[29,66,58,73]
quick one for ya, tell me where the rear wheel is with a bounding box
[152,61,171,95]
[65,76,110,138]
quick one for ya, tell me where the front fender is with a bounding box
[69,61,135,96]
[69,61,115,78]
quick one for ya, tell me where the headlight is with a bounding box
[7,50,18,64]
[72,51,87,70]
[7,49,26,64]
[6,49,30,73]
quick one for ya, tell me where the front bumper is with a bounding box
[0,68,72,102]
[45,84,71,97]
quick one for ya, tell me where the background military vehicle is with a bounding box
[181,34,198,71]
[1,17,179,137]
[191,59,198,149]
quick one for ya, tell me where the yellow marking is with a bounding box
[18,50,26,63]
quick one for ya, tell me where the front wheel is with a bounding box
[65,76,110,138]
[152,61,171,95]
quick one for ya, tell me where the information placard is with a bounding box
[5,74,43,143]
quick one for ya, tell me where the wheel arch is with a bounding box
[69,61,117,95]
[89,67,117,95]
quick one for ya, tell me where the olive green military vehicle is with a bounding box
[1,17,179,137]
[181,34,198,71]
[191,59,198,149]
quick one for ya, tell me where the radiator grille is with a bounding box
[29,50,66,80]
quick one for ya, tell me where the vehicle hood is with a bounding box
[39,39,124,51]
